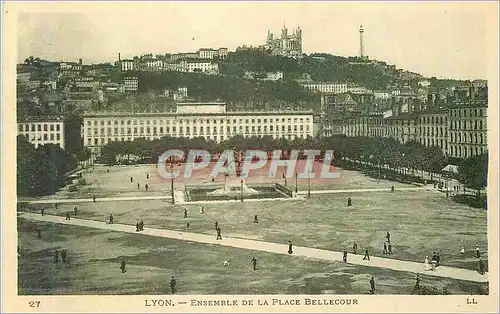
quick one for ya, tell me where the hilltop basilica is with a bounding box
[265,25,303,58]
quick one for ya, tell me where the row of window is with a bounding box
[450,145,486,158]
[450,108,485,118]
[26,134,61,141]
[419,116,448,124]
[18,124,62,132]
[85,117,311,126]
[86,124,311,136]
[450,120,485,130]
[450,132,485,145]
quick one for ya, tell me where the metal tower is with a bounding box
[359,25,365,58]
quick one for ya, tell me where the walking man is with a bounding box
[353,242,358,255]
[35,228,41,238]
[55,203,58,210]
[74,206,77,216]
[139,220,144,231]
[383,242,388,255]
[146,173,149,179]
[391,186,395,193]
[436,253,440,267]
[120,260,127,273]
[184,208,188,218]
[343,248,348,263]
[137,183,140,190]
[215,221,219,230]
[414,274,421,290]
[254,215,259,223]
[93,196,96,202]
[61,249,68,263]
[186,222,190,230]
[288,241,293,254]
[41,208,45,216]
[65,212,71,220]
[130,177,133,183]
[388,242,393,255]
[476,246,481,258]
[369,277,376,294]
[216,227,222,240]
[109,213,114,224]
[136,222,140,232]
[251,257,257,271]
[145,184,149,191]
[386,231,391,243]
[478,258,485,275]
[54,249,59,263]
[363,247,370,260]
[170,276,177,294]
[347,197,352,207]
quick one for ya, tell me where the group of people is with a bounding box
[136,220,145,232]
[54,249,69,263]
[423,252,441,271]
[131,174,150,191]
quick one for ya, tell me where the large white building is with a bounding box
[300,82,348,94]
[448,104,487,158]
[17,117,65,149]
[82,103,314,154]
[123,77,138,92]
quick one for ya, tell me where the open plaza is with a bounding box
[17,163,489,295]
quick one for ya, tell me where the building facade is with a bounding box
[265,26,303,58]
[17,117,65,149]
[123,77,138,92]
[448,104,487,158]
[82,103,314,154]
[418,109,449,155]
[301,82,348,94]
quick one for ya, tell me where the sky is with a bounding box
[16,2,498,80]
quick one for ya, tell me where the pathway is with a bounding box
[18,212,488,283]
[22,186,432,205]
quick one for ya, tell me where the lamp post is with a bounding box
[170,163,175,204]
[283,173,287,186]
[295,172,298,193]
[240,179,244,202]
[378,158,381,181]
[308,174,311,198]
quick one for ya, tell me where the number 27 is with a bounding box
[29,301,40,308]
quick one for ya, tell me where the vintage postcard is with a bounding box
[1,1,499,313]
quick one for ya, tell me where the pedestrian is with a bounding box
[109,213,114,224]
[436,253,440,267]
[251,257,257,271]
[74,206,77,216]
[478,258,485,275]
[391,186,394,193]
[215,221,219,230]
[414,274,421,290]
[146,173,149,179]
[347,197,352,206]
[288,241,293,254]
[170,276,176,294]
[475,246,481,258]
[66,212,71,220]
[431,252,437,265]
[254,215,258,223]
[41,208,45,216]
[120,260,127,273]
[383,242,388,255]
[184,208,188,218]
[61,249,67,263]
[35,228,41,238]
[54,249,59,263]
[186,222,190,230]
[353,242,358,254]
[386,231,391,243]
[199,206,205,214]
[136,222,140,232]
[107,169,109,173]
[363,247,370,260]
[460,245,465,256]
[55,203,58,210]
[343,248,348,263]
[369,277,375,294]
[137,183,140,190]
[139,220,144,231]
[130,177,133,183]
[216,227,222,240]
[145,184,149,191]
[388,242,393,254]
[93,196,96,202]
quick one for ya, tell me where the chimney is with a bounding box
[118,53,121,61]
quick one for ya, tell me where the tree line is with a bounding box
[17,135,90,197]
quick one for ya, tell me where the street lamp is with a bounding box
[283,173,287,186]
[240,179,244,202]
[170,163,175,204]
[295,172,298,194]
[308,173,311,198]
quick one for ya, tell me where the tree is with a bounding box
[457,153,488,198]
